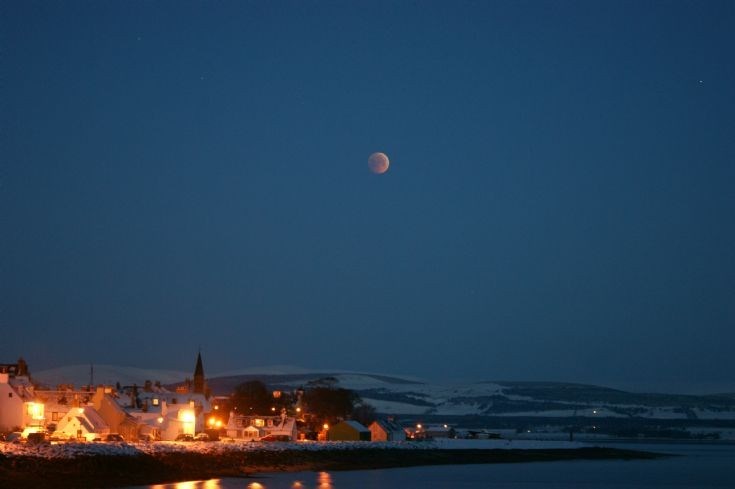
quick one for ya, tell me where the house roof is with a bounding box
[80,406,109,431]
[5,377,37,401]
[76,417,94,433]
[56,406,110,434]
[122,391,210,414]
[372,419,404,433]
[339,420,369,432]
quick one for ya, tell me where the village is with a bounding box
[0,355,707,488]
[0,355,453,445]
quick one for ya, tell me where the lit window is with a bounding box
[152,398,159,406]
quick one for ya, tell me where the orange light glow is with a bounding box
[25,402,45,421]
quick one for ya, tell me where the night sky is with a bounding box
[3,1,734,392]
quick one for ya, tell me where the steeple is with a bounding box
[193,350,205,395]
[17,357,29,377]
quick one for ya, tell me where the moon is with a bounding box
[368,152,390,174]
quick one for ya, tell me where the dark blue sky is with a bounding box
[3,1,734,391]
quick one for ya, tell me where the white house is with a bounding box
[241,425,261,440]
[226,412,298,441]
[122,390,210,441]
[54,406,110,441]
[0,362,43,434]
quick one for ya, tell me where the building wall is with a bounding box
[0,383,24,431]
[54,412,110,441]
[328,422,371,441]
[92,389,129,434]
[368,422,406,442]
[369,423,388,441]
[391,429,407,441]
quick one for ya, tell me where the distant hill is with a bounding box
[31,364,735,422]
[208,372,735,422]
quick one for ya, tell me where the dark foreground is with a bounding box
[0,446,663,488]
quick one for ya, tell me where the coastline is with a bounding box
[0,445,664,488]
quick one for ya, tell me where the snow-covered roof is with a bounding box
[340,420,369,432]
[119,391,210,416]
[55,406,110,435]
[80,406,108,431]
[371,419,404,433]
[2,377,37,402]
[76,417,94,433]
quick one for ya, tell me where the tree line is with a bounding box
[230,376,376,429]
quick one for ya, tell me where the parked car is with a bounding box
[194,432,210,441]
[3,432,22,443]
[202,429,220,441]
[26,432,48,445]
[175,433,195,442]
[105,433,125,442]
[259,434,291,442]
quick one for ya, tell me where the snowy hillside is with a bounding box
[30,364,735,422]
[211,372,735,422]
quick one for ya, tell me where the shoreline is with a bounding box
[0,445,665,488]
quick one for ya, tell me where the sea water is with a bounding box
[130,442,735,489]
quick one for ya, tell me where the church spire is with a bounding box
[193,350,205,395]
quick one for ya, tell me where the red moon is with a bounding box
[368,152,390,174]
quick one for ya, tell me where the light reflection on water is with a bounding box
[246,472,332,489]
[152,481,223,489]
[152,481,225,489]
[317,471,333,489]
[132,444,735,489]
[147,473,335,489]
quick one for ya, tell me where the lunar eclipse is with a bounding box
[368,152,390,174]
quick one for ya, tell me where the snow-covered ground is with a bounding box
[364,399,429,415]
[0,438,586,460]
[425,438,586,450]
[693,409,735,420]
